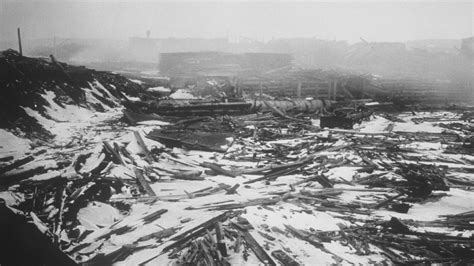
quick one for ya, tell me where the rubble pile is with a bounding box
[0,52,473,265]
[2,108,474,264]
[0,49,142,138]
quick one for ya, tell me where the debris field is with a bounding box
[0,50,473,265]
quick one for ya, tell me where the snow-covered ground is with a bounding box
[0,129,31,158]
[1,103,473,265]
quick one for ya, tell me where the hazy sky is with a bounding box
[1,1,472,43]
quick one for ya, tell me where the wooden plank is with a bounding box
[240,230,276,266]
[271,250,300,266]
[225,184,240,194]
[200,162,238,177]
[103,141,124,165]
[134,131,153,163]
[0,155,34,174]
[172,170,204,181]
[134,168,156,197]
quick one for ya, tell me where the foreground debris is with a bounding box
[2,108,473,265]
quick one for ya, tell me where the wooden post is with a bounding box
[236,78,241,97]
[328,80,332,100]
[297,81,302,98]
[361,78,366,99]
[17,27,23,56]
[329,79,337,100]
[53,36,57,58]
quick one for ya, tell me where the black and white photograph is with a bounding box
[0,0,473,265]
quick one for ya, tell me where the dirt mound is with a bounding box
[0,49,143,139]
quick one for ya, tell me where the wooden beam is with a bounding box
[17,28,22,56]
[134,168,156,197]
[134,131,153,163]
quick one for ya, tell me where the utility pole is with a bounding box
[17,27,23,56]
[53,36,56,58]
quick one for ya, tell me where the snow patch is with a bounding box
[0,129,31,157]
[129,79,143,85]
[147,86,170,93]
[169,89,196,99]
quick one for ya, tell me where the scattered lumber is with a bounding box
[134,168,157,197]
[0,155,34,175]
[240,230,276,266]
[200,162,238,177]
[162,211,235,254]
[103,141,124,165]
[172,170,204,181]
[133,131,153,163]
[271,250,300,266]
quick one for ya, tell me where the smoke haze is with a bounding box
[1,1,472,42]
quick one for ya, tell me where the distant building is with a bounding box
[127,37,230,62]
[159,51,292,78]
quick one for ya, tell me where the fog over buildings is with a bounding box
[0,1,472,79]
[0,1,473,79]
[1,1,472,42]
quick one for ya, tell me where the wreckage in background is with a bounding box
[157,51,472,103]
[121,51,473,129]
